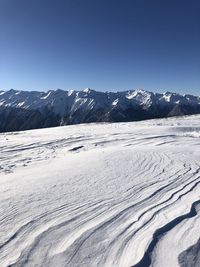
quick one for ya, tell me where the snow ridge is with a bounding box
[0,88,200,132]
[0,88,199,115]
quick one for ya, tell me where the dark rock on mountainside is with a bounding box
[0,107,60,132]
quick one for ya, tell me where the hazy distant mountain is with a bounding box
[0,88,199,132]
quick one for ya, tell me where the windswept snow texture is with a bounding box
[0,115,200,267]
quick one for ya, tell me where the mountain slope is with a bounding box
[0,88,200,132]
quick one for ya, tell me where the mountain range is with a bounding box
[0,88,200,132]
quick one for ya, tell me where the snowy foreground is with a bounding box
[0,115,200,267]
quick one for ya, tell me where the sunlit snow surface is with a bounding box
[0,115,200,267]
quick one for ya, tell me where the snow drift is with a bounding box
[0,115,200,266]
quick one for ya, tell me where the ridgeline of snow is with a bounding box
[0,115,200,266]
[0,88,199,116]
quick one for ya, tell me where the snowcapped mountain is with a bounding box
[0,88,199,132]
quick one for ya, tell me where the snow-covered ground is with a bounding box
[0,115,200,267]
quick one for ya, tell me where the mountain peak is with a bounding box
[0,88,200,132]
[82,88,95,93]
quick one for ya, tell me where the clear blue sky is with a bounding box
[0,0,200,95]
